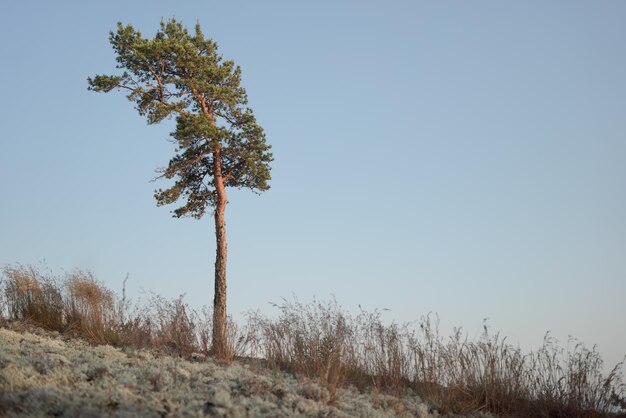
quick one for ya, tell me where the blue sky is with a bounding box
[1,1,625,369]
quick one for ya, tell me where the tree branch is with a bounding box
[144,60,166,103]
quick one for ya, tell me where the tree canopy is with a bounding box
[88,19,272,218]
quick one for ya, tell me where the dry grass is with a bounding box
[246,298,625,417]
[2,265,64,332]
[245,298,350,404]
[0,265,219,358]
[148,294,198,358]
[65,270,116,343]
[1,264,624,417]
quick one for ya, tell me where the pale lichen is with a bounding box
[0,325,441,417]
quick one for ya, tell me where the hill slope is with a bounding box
[0,324,463,418]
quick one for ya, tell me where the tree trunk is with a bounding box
[211,150,229,359]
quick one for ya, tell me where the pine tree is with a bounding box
[88,19,272,358]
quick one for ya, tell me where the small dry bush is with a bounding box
[65,270,116,344]
[350,310,414,393]
[524,334,626,417]
[2,265,64,331]
[197,306,247,361]
[148,294,197,358]
[247,298,348,402]
[115,312,155,349]
[120,295,239,360]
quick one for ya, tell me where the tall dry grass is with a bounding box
[1,264,624,417]
[65,270,116,343]
[2,265,64,331]
[0,265,226,358]
[246,298,625,417]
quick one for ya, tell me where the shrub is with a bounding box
[65,270,116,344]
[2,265,64,331]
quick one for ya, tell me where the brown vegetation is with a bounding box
[1,264,624,417]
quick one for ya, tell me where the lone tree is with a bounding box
[88,19,272,358]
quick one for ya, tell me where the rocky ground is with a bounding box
[0,324,489,418]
